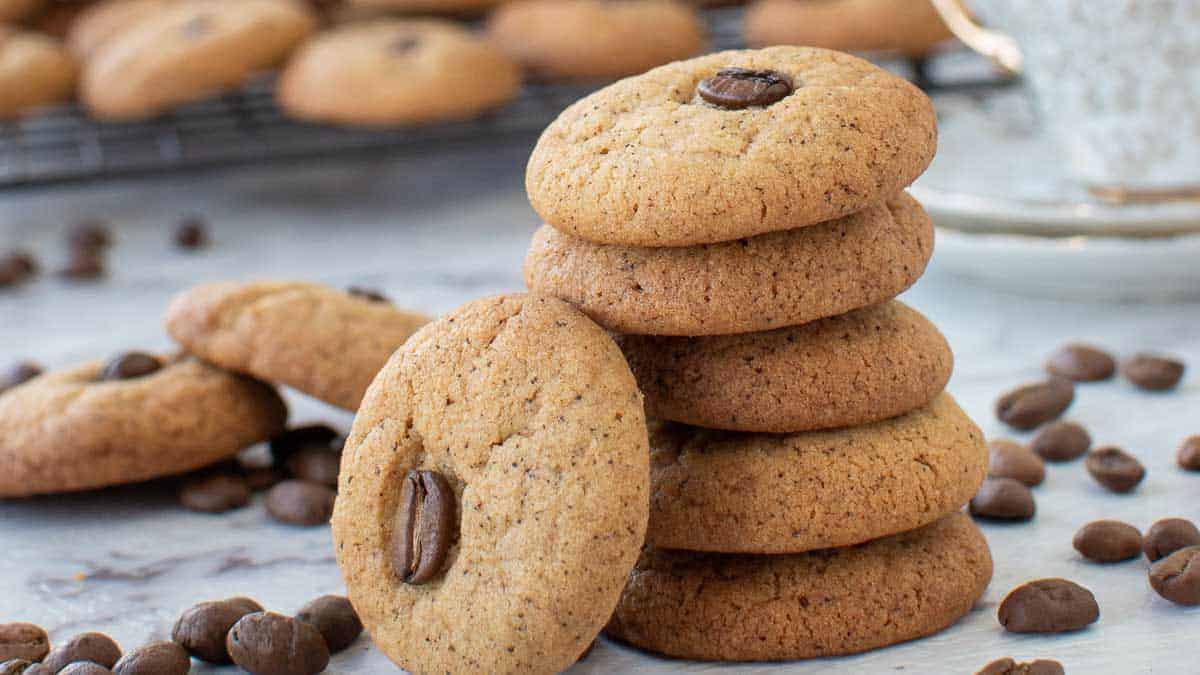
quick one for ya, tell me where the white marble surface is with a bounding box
[2,139,1198,674]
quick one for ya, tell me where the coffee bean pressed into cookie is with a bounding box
[332,294,649,674]
[526,46,936,246]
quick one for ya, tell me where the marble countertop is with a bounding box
[1,138,1197,674]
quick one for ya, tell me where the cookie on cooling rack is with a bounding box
[0,27,78,120]
[339,0,507,17]
[744,0,954,57]
[66,0,176,58]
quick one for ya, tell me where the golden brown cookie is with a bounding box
[526,46,937,247]
[0,27,78,120]
[617,300,952,432]
[66,0,176,58]
[646,393,985,553]
[607,512,991,661]
[332,294,649,674]
[745,0,954,57]
[524,193,933,335]
[165,280,430,411]
[80,0,316,120]
[276,19,521,127]
[343,0,506,17]
[485,0,705,81]
[0,0,44,22]
[0,355,287,497]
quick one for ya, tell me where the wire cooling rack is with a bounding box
[0,8,1007,190]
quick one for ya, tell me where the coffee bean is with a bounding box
[42,633,121,672]
[0,660,35,675]
[111,641,189,675]
[987,439,1045,486]
[243,467,286,492]
[1030,420,1091,462]
[1073,520,1142,562]
[269,425,341,466]
[975,657,1065,675]
[969,477,1035,521]
[68,221,111,251]
[1143,518,1200,563]
[58,664,113,675]
[265,480,336,526]
[172,596,264,663]
[226,612,329,675]
[697,67,793,109]
[347,286,390,303]
[285,448,341,487]
[1149,545,1200,605]
[0,251,38,287]
[0,623,49,662]
[995,379,1074,430]
[998,578,1099,633]
[392,469,455,584]
[295,595,362,653]
[57,248,105,280]
[1084,446,1145,493]
[1123,353,1185,391]
[99,352,162,381]
[174,217,209,250]
[1045,343,1115,382]
[179,474,251,513]
[1178,435,1200,471]
[1,361,43,394]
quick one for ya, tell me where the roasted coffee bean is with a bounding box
[42,633,121,672]
[58,664,113,675]
[285,448,341,487]
[68,221,111,251]
[976,657,1065,675]
[0,623,50,662]
[99,352,162,381]
[697,67,793,109]
[179,474,251,513]
[969,477,1035,521]
[998,578,1099,633]
[1073,520,1142,562]
[172,596,264,663]
[987,439,1045,486]
[265,480,336,526]
[295,595,362,653]
[1123,353,1185,391]
[58,248,105,280]
[347,286,389,303]
[1178,435,1200,471]
[111,641,189,675]
[174,217,209,250]
[226,612,329,675]
[1143,518,1200,563]
[269,424,341,465]
[1085,446,1145,493]
[1149,545,1200,605]
[393,469,455,584]
[1045,343,1115,382]
[1,361,43,394]
[1030,420,1091,462]
[0,251,37,287]
[0,660,35,675]
[995,378,1074,430]
[243,467,286,492]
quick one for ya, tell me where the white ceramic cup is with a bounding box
[932,0,1200,202]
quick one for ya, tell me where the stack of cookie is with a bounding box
[524,46,992,661]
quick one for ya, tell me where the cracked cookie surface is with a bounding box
[332,293,649,675]
[606,512,992,661]
[645,392,985,553]
[526,46,936,246]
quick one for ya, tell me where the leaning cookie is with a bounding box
[276,20,521,127]
[66,0,177,58]
[617,300,952,432]
[81,0,316,120]
[0,28,78,120]
[0,353,287,498]
[486,0,705,81]
[745,0,954,57]
[645,393,985,553]
[607,512,992,661]
[526,46,936,246]
[165,280,430,411]
[525,193,933,335]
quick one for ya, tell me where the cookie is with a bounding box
[165,280,430,411]
[745,0,954,57]
[524,192,933,335]
[0,0,43,22]
[606,512,991,661]
[486,0,705,81]
[526,46,937,247]
[80,0,316,120]
[342,0,506,17]
[0,28,78,120]
[276,19,521,127]
[332,294,649,674]
[67,0,176,58]
[646,392,985,553]
[617,300,952,432]
[0,355,287,497]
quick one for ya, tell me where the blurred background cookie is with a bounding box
[0,26,78,119]
[0,0,45,23]
[744,0,954,56]
[66,0,176,57]
[342,0,509,17]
